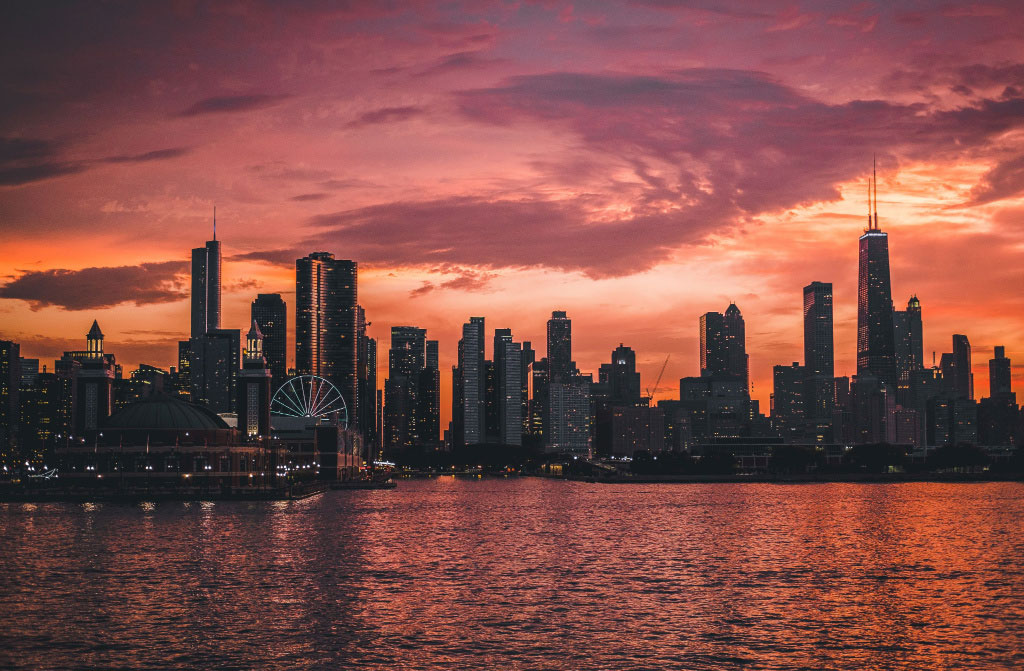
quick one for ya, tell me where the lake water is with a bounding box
[1,479,1023,670]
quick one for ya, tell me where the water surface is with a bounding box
[2,479,1023,669]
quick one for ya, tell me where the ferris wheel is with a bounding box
[271,375,348,427]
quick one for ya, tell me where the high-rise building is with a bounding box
[803,282,834,378]
[700,304,748,388]
[494,329,523,446]
[546,377,591,456]
[251,293,287,391]
[547,311,573,381]
[418,339,440,446]
[772,362,806,441]
[856,166,897,388]
[237,320,272,439]
[190,232,221,338]
[520,341,535,437]
[189,328,240,413]
[174,340,192,400]
[0,340,20,465]
[893,295,924,390]
[723,303,748,389]
[295,252,358,427]
[599,344,642,406]
[803,282,835,435]
[990,346,1012,397]
[940,334,973,400]
[457,317,485,445]
[384,326,426,452]
[356,306,378,448]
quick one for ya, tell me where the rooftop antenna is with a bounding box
[872,154,879,230]
[213,206,217,241]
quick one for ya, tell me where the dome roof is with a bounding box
[104,394,229,431]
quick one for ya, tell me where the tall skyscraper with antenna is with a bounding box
[191,209,221,338]
[856,160,897,388]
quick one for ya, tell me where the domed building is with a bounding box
[52,320,364,499]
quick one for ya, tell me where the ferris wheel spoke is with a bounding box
[277,392,305,417]
[308,379,327,417]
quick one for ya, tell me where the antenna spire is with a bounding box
[213,206,217,241]
[872,154,878,230]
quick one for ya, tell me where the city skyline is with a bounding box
[2,2,1024,431]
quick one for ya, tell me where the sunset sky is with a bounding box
[2,1,1023,429]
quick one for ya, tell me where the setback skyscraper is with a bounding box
[295,252,359,428]
[547,311,573,381]
[190,221,221,338]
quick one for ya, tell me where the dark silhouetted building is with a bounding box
[251,293,287,391]
[547,311,573,382]
[803,281,835,436]
[356,306,378,450]
[990,345,1011,397]
[772,362,805,441]
[295,252,358,427]
[893,295,923,402]
[940,334,973,400]
[384,326,426,452]
[191,235,221,338]
[494,329,523,446]
[190,328,240,414]
[856,173,897,389]
[1,340,20,465]
[454,317,485,446]
[599,344,643,406]
[701,304,748,389]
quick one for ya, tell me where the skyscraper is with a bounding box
[599,344,642,406]
[893,295,924,396]
[494,328,523,446]
[384,326,425,451]
[251,293,287,391]
[700,304,748,388]
[356,306,378,448]
[990,346,1012,397]
[803,282,835,429]
[948,334,973,400]
[295,252,358,427]
[547,311,573,381]
[723,303,748,389]
[457,317,486,445]
[856,165,897,388]
[190,226,221,338]
[418,339,440,446]
[189,328,240,413]
[0,340,20,465]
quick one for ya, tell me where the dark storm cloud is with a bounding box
[966,155,1024,205]
[179,94,289,117]
[307,195,722,278]
[0,261,188,310]
[102,147,191,163]
[456,68,1024,214]
[0,136,191,186]
[345,106,426,128]
[0,136,85,186]
[229,250,302,268]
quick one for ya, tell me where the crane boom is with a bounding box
[646,355,670,403]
